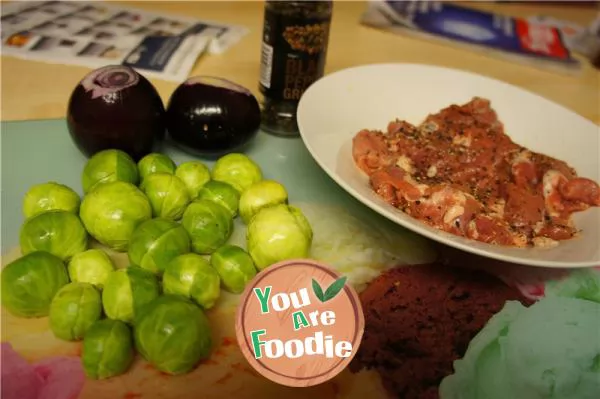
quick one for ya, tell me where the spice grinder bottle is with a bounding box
[258,0,333,137]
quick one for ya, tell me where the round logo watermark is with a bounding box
[235,259,365,387]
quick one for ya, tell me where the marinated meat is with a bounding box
[353,129,394,174]
[352,97,600,247]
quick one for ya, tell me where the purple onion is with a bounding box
[166,76,261,157]
[66,65,166,161]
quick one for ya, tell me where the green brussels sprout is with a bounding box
[82,319,134,379]
[102,268,160,324]
[134,295,212,375]
[211,153,262,192]
[163,254,221,309]
[67,249,115,289]
[210,245,257,294]
[181,199,233,255]
[140,173,191,220]
[1,251,69,317]
[80,181,152,251]
[175,161,211,199]
[128,218,191,275]
[196,180,240,218]
[239,180,288,224]
[247,204,313,270]
[49,282,102,341]
[23,182,81,219]
[138,153,176,181]
[81,149,139,194]
[20,210,88,261]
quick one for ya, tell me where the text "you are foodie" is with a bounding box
[250,281,353,360]
[236,260,364,387]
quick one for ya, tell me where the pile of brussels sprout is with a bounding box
[1,149,313,379]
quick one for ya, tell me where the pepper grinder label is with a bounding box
[259,7,331,102]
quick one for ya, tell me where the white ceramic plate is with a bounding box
[297,63,600,268]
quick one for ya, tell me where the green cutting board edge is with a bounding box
[0,119,406,254]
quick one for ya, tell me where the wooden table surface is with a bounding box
[1,1,599,124]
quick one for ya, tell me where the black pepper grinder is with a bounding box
[258,0,333,137]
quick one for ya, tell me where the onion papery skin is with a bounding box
[67,65,167,161]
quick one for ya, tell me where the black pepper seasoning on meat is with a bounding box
[258,1,333,137]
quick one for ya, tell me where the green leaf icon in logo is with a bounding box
[312,279,325,302]
[312,276,347,303]
[323,276,347,301]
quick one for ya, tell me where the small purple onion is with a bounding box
[166,76,261,157]
[66,65,166,161]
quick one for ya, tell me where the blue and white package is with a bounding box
[361,1,580,72]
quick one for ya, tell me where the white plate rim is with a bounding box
[297,62,600,268]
